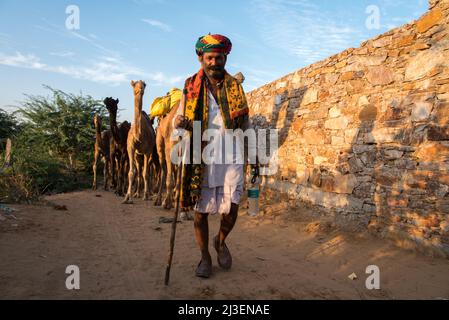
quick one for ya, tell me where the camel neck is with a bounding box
[109,112,120,142]
[95,123,102,141]
[134,94,143,133]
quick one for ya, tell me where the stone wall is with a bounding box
[247,0,449,255]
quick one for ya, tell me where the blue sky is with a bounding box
[0,0,428,122]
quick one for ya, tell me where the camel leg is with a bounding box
[110,152,117,190]
[152,162,160,195]
[154,157,165,207]
[148,155,159,196]
[103,158,110,191]
[92,151,99,190]
[134,155,142,198]
[154,135,165,206]
[148,162,154,196]
[115,155,122,194]
[120,155,128,196]
[122,157,129,196]
[123,148,136,204]
[153,156,162,196]
[116,154,124,196]
[162,146,174,210]
[149,163,154,196]
[143,154,150,201]
[116,156,123,196]
[155,164,160,194]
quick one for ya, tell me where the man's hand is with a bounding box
[175,115,190,129]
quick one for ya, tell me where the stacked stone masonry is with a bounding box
[246,0,449,255]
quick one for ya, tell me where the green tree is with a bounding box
[17,86,109,172]
[0,108,19,150]
[1,86,110,202]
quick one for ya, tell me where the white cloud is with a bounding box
[0,51,183,87]
[0,52,46,69]
[50,51,75,58]
[34,20,119,57]
[69,31,118,57]
[146,72,184,86]
[141,19,172,32]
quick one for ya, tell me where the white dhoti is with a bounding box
[194,184,243,215]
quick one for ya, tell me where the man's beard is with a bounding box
[205,66,225,80]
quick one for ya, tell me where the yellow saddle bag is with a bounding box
[150,88,182,118]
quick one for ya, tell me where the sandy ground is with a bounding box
[0,189,448,300]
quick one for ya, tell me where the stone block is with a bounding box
[325,116,349,130]
[393,35,416,48]
[414,142,449,162]
[329,106,341,118]
[302,88,319,105]
[416,8,443,33]
[366,66,395,85]
[405,48,448,81]
[303,128,325,145]
[359,105,378,121]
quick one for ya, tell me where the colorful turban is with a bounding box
[195,34,232,56]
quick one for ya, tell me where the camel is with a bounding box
[103,97,131,196]
[92,115,113,191]
[153,99,181,210]
[131,128,160,199]
[135,118,162,199]
[122,80,156,204]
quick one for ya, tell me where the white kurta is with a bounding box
[202,90,244,188]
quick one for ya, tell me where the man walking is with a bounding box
[174,34,258,278]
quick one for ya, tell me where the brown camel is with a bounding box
[153,99,180,209]
[132,126,160,199]
[92,115,113,191]
[123,80,156,204]
[103,97,131,196]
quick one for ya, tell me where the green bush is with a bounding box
[0,86,108,203]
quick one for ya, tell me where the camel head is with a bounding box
[234,72,245,84]
[103,97,119,114]
[131,80,146,96]
[93,114,102,128]
[121,120,131,131]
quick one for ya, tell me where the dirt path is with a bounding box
[0,190,448,299]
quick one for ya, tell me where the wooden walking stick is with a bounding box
[164,100,186,286]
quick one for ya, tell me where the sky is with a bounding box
[0,0,428,122]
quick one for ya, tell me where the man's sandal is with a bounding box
[213,235,232,270]
[195,259,212,278]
